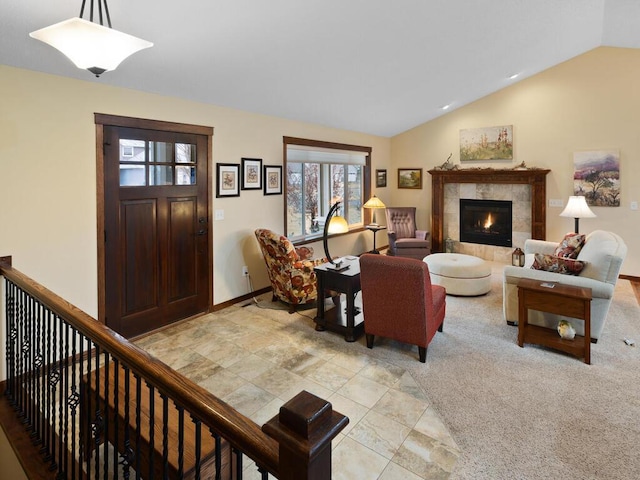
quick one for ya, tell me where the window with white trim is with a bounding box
[284,137,372,241]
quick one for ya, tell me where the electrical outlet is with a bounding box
[631,201,638,211]
[214,209,224,220]
[242,266,249,276]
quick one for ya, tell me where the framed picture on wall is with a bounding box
[241,157,262,190]
[573,150,620,206]
[376,169,387,187]
[460,125,513,161]
[263,165,282,195]
[398,168,423,189]
[216,163,240,197]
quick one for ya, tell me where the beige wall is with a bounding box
[390,46,639,276]
[0,65,390,344]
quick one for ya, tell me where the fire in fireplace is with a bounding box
[459,199,512,247]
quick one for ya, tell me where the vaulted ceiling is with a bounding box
[2,0,640,137]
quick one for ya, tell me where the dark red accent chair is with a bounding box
[359,254,446,362]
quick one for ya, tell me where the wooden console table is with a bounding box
[314,257,364,342]
[517,278,592,364]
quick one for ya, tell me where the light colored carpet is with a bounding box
[250,263,640,479]
[336,263,640,480]
[428,266,640,480]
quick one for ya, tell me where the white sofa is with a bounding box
[503,230,627,342]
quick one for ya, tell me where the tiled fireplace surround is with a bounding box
[444,182,531,262]
[429,168,550,263]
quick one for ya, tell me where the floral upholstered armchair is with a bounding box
[255,229,329,313]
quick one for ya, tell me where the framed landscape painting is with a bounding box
[573,150,620,206]
[376,169,387,187]
[460,125,513,161]
[398,168,422,189]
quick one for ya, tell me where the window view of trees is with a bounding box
[284,138,370,240]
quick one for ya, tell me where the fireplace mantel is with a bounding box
[428,168,551,253]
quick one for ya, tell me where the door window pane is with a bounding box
[119,139,145,162]
[120,165,146,186]
[176,166,196,185]
[149,166,173,185]
[150,142,173,163]
[176,143,196,164]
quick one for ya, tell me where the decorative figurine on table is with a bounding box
[557,320,576,340]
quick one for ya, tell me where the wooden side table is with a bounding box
[314,257,364,342]
[517,278,592,364]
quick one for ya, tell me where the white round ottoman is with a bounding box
[423,253,492,296]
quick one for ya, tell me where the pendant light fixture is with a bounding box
[29,0,153,77]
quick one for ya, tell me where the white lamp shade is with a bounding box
[560,196,596,219]
[30,17,153,73]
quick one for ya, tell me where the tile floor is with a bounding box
[134,295,460,479]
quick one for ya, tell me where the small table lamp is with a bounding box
[363,195,386,227]
[560,196,596,233]
[323,201,349,267]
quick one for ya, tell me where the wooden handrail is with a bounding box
[0,256,280,476]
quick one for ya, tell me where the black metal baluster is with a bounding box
[49,311,59,472]
[59,317,69,478]
[234,447,243,480]
[147,382,155,480]
[4,281,16,401]
[17,287,25,420]
[78,331,86,477]
[121,364,133,479]
[69,326,80,480]
[93,345,101,480]
[193,416,202,480]
[212,431,222,480]
[113,358,120,480]
[162,394,169,480]
[134,372,142,480]
[84,337,93,477]
[34,299,44,448]
[30,295,38,440]
[103,352,111,480]
[43,308,53,466]
[26,294,34,436]
[177,404,185,478]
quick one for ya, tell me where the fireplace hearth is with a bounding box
[460,199,512,247]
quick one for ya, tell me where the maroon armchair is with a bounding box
[359,254,446,363]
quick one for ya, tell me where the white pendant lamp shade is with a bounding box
[30,17,153,76]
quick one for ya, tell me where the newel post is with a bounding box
[263,390,348,480]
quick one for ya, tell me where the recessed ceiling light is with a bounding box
[441,104,451,110]
[508,73,520,80]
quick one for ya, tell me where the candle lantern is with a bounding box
[512,247,525,267]
[445,237,454,253]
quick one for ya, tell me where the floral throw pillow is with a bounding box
[554,233,586,259]
[531,253,586,276]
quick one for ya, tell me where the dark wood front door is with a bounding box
[100,117,212,338]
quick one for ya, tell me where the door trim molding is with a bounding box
[95,113,214,325]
